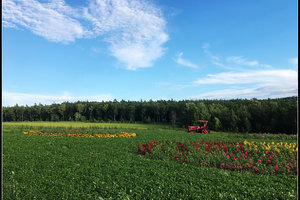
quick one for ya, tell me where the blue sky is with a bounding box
[2,0,298,106]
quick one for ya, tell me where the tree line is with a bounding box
[2,97,297,134]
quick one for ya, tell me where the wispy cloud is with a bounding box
[202,43,271,69]
[193,69,297,85]
[3,0,168,70]
[226,56,259,66]
[2,0,87,43]
[189,69,298,99]
[175,52,200,69]
[189,85,298,100]
[290,57,298,66]
[2,91,114,106]
[202,43,224,67]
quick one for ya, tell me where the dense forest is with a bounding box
[2,97,298,134]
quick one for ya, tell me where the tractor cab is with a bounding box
[188,120,209,133]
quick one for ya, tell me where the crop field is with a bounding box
[2,122,298,199]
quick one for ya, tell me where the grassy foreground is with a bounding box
[2,122,298,199]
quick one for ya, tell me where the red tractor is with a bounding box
[188,120,209,133]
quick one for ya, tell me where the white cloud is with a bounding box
[175,52,200,69]
[189,85,298,100]
[84,0,168,70]
[201,43,272,69]
[2,0,87,43]
[2,91,114,106]
[290,57,298,66]
[189,69,298,99]
[202,43,210,49]
[3,0,168,69]
[226,56,259,66]
[194,69,297,85]
[201,43,225,67]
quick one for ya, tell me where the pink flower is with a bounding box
[269,155,272,159]
[275,164,278,172]
[221,163,225,168]
[258,159,262,163]
[227,155,230,159]
[267,160,271,164]
[246,163,250,168]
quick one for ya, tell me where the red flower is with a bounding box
[275,164,278,172]
[267,160,271,164]
[220,163,225,168]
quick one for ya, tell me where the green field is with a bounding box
[2,121,174,130]
[3,122,298,199]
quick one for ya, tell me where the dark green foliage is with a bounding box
[2,97,297,133]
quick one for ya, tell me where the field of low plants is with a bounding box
[3,122,298,199]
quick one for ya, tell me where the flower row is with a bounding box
[137,140,297,175]
[243,140,297,153]
[24,130,136,138]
